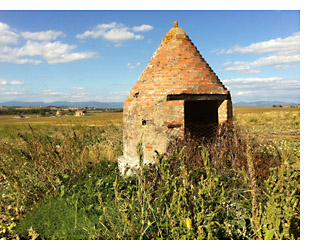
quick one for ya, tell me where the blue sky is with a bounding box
[0,9,300,103]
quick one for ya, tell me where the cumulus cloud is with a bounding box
[0,21,97,64]
[0,79,8,85]
[0,86,25,96]
[2,90,23,95]
[220,32,299,56]
[132,24,154,32]
[217,32,300,73]
[223,77,300,102]
[77,22,153,44]
[40,87,102,102]
[223,77,284,85]
[21,30,65,41]
[43,89,64,96]
[0,39,97,64]
[9,80,25,85]
[224,54,300,73]
[223,77,300,90]
[0,22,19,44]
[0,78,25,85]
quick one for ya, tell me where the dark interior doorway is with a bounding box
[185,100,219,138]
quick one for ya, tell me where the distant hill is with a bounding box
[0,101,124,109]
[0,100,300,108]
[234,101,299,107]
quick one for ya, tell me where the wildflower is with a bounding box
[186,218,192,230]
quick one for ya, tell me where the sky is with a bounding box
[0,9,301,104]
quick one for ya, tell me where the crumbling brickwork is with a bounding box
[118,22,233,175]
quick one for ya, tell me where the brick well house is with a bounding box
[118,21,232,175]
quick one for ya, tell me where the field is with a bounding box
[0,106,300,240]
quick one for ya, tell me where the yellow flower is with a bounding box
[186,218,192,230]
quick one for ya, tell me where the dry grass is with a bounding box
[233,106,300,141]
[0,106,300,240]
[0,112,122,126]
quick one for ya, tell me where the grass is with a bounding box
[0,107,300,240]
[233,106,300,141]
[15,161,120,240]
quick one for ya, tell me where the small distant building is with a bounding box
[56,110,63,116]
[75,110,87,116]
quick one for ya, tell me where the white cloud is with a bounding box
[43,89,64,96]
[3,91,23,95]
[71,87,85,90]
[221,32,300,56]
[235,90,257,96]
[0,86,103,102]
[0,79,8,85]
[221,61,232,66]
[110,91,130,96]
[223,77,300,90]
[103,28,143,42]
[132,24,154,32]
[77,22,153,44]
[0,79,25,85]
[21,30,65,41]
[218,32,300,73]
[251,54,299,68]
[0,21,97,64]
[222,77,300,103]
[0,87,25,96]
[127,62,141,71]
[224,54,299,72]
[10,80,24,85]
[0,39,97,64]
[40,88,101,102]
[0,22,19,44]
[107,90,130,101]
[223,77,284,85]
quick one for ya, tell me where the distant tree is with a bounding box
[39,109,46,117]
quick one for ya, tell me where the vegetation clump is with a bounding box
[0,109,300,240]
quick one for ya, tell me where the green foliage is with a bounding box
[0,107,51,116]
[260,164,300,240]
[0,115,300,240]
[0,124,122,239]
[15,161,120,240]
[84,124,299,240]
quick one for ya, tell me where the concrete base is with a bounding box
[118,155,154,176]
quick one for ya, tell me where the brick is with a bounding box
[119,21,233,174]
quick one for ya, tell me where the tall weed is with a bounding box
[95,123,299,240]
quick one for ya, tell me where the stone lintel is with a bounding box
[167,93,230,101]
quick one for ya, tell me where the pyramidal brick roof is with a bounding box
[125,21,229,107]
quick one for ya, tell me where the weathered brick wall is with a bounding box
[218,100,233,124]
[119,22,233,174]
